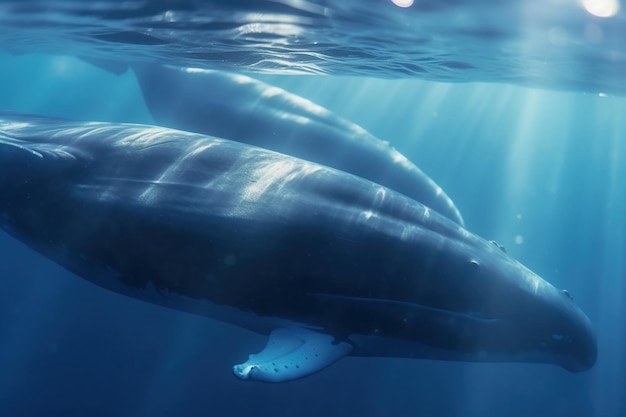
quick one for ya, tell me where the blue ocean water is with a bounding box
[0,1,625,416]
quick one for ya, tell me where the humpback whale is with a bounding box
[0,112,596,382]
[132,64,464,225]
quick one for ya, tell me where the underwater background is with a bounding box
[1,1,625,416]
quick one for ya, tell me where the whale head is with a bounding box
[461,242,597,372]
[383,227,598,372]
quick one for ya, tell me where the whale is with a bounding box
[131,64,464,225]
[0,112,596,382]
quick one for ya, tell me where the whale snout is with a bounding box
[559,309,597,372]
[534,287,597,372]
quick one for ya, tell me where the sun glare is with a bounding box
[581,0,620,17]
[391,0,414,8]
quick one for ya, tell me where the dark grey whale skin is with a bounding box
[0,112,595,372]
[132,64,464,226]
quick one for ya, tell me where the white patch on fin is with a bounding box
[232,327,352,383]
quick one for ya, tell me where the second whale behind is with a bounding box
[132,64,464,225]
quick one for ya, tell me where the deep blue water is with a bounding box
[1,1,626,416]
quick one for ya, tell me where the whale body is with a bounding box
[132,64,464,225]
[0,112,596,382]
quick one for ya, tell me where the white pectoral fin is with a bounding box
[232,327,353,383]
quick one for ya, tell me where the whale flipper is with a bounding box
[233,328,353,382]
